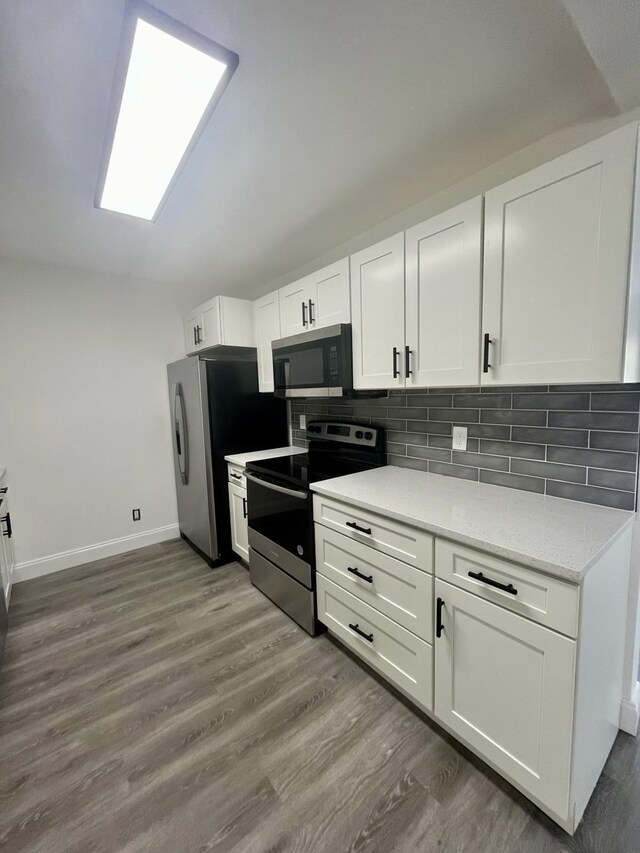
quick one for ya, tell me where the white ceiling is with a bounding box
[0,0,632,298]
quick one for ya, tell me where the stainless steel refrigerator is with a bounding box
[167,355,287,566]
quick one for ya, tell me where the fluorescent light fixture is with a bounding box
[97,2,239,221]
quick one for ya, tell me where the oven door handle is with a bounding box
[245,473,308,500]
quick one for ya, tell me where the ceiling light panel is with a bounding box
[97,3,238,221]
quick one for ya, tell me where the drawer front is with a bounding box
[317,574,433,712]
[315,525,433,640]
[227,463,246,488]
[313,494,433,571]
[435,539,579,638]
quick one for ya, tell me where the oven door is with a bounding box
[245,472,313,587]
[272,323,352,398]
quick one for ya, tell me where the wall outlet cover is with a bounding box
[132,508,141,522]
[452,426,467,451]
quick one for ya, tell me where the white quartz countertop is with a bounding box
[224,446,306,466]
[311,466,635,583]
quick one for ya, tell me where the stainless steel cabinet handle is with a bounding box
[193,326,198,346]
[308,299,315,324]
[405,346,412,378]
[196,325,203,344]
[301,302,308,327]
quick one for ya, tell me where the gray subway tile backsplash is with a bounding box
[511,426,589,447]
[547,446,637,472]
[292,382,640,510]
[513,392,590,410]
[546,480,635,511]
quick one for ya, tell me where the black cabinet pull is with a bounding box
[347,566,373,583]
[193,326,198,346]
[1,512,12,539]
[349,622,373,642]
[301,302,308,327]
[346,521,372,535]
[405,346,412,378]
[482,333,492,373]
[242,497,247,519]
[230,473,242,480]
[436,597,444,638]
[0,486,7,494]
[468,570,517,595]
[392,346,400,378]
[308,299,315,324]
[197,325,203,344]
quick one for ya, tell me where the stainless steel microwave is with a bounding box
[272,323,353,398]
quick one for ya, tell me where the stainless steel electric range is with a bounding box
[245,421,386,635]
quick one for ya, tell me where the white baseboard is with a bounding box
[12,524,180,584]
[620,681,640,735]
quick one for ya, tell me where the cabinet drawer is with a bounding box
[315,525,433,640]
[227,463,246,488]
[317,574,433,712]
[435,539,579,638]
[313,494,433,571]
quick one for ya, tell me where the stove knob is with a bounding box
[364,431,373,440]
[355,430,363,439]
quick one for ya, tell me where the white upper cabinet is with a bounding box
[350,233,406,390]
[405,197,483,387]
[253,290,281,392]
[184,296,254,355]
[184,311,202,354]
[308,258,350,328]
[482,125,639,385]
[278,258,351,338]
[279,278,309,337]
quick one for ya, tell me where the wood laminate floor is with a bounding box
[1,540,639,853]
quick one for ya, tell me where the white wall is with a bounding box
[245,105,640,301]
[0,256,188,579]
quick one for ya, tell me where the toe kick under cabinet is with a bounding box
[312,493,632,834]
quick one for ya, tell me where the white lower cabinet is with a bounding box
[0,477,14,604]
[315,525,433,639]
[316,574,433,712]
[434,578,575,819]
[228,481,248,562]
[313,494,632,834]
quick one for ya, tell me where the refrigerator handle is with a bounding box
[174,383,189,485]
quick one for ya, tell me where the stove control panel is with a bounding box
[306,421,380,448]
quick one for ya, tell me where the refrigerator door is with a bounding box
[167,358,217,561]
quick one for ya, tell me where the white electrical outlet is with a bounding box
[452,426,467,451]
[300,414,306,429]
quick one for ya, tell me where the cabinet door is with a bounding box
[350,233,406,389]
[200,300,221,348]
[405,198,482,387]
[253,291,281,392]
[482,125,637,385]
[184,312,202,355]
[434,579,575,819]
[0,493,14,601]
[279,278,309,337]
[308,258,350,329]
[228,483,249,562]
